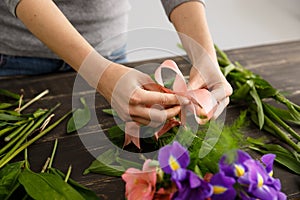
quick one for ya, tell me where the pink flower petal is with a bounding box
[122,161,157,200]
[154,118,181,139]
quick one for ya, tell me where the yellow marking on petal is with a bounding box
[269,170,273,177]
[257,173,264,188]
[234,164,245,177]
[169,155,180,171]
[134,179,139,184]
[213,186,227,194]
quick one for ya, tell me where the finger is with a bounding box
[130,116,164,128]
[210,83,232,102]
[143,83,190,105]
[130,104,181,123]
[130,89,180,106]
[193,104,209,118]
[212,97,230,119]
[187,68,206,90]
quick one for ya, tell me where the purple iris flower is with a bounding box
[210,172,236,200]
[239,159,286,200]
[171,168,213,200]
[261,154,275,177]
[158,142,213,200]
[158,141,190,174]
[219,150,251,179]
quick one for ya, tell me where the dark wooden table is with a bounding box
[1,41,299,199]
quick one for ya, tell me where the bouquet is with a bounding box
[122,141,286,200]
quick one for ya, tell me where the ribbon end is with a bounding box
[124,122,141,149]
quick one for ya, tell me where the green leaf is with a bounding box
[221,63,236,77]
[0,89,20,100]
[116,157,142,170]
[0,103,13,110]
[18,169,85,200]
[102,108,118,117]
[84,149,125,176]
[107,125,125,147]
[193,165,203,178]
[0,161,24,199]
[48,168,99,200]
[264,103,300,126]
[249,86,264,129]
[248,138,300,175]
[0,113,24,121]
[67,97,91,133]
[254,77,278,98]
[83,160,125,176]
[231,81,251,100]
[193,112,248,174]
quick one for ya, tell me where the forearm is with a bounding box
[16,0,93,70]
[170,1,217,64]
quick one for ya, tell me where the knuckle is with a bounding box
[129,92,141,104]
[160,94,168,105]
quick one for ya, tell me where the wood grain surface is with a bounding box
[1,41,299,199]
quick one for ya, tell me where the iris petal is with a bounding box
[158,141,190,174]
[169,155,180,171]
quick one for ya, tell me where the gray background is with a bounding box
[126,0,300,61]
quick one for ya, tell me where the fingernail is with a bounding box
[178,96,190,105]
[183,98,190,105]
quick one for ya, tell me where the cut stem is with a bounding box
[16,89,49,113]
[41,157,51,173]
[64,165,72,182]
[0,104,63,168]
[0,120,35,156]
[4,122,28,142]
[48,138,58,169]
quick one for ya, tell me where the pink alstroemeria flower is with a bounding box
[122,159,157,200]
[153,186,177,200]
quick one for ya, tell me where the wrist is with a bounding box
[78,50,113,89]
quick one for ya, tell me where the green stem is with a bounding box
[215,44,231,63]
[17,89,49,113]
[4,182,20,200]
[264,115,300,153]
[48,139,58,169]
[0,89,20,100]
[41,157,50,173]
[0,110,70,168]
[24,147,29,169]
[64,165,72,182]
[264,103,300,141]
[275,93,300,112]
[0,120,35,156]
[4,122,28,142]
[0,126,17,137]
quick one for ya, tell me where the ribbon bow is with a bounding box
[123,60,217,149]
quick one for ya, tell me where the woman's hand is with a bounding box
[188,61,232,119]
[98,63,182,126]
[79,50,184,128]
[169,1,232,120]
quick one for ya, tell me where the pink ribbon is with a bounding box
[123,60,217,149]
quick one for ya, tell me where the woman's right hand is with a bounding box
[97,62,182,126]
